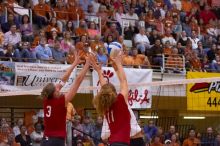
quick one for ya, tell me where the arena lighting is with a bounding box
[139,116,159,119]
[183,116,206,119]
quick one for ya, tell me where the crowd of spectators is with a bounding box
[0,0,219,72]
[1,116,220,146]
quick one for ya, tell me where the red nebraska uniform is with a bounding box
[43,95,67,138]
[105,93,130,144]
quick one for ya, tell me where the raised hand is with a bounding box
[73,50,82,65]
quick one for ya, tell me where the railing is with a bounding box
[162,54,186,74]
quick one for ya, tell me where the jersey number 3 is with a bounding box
[46,106,52,117]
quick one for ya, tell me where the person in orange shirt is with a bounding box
[145,9,157,28]
[46,17,61,34]
[150,135,163,146]
[33,0,52,29]
[0,124,10,144]
[66,47,75,64]
[166,48,184,73]
[75,35,90,60]
[181,0,192,13]
[7,132,20,146]
[122,48,134,66]
[182,128,201,146]
[75,20,89,37]
[32,30,46,49]
[66,102,76,146]
[90,35,105,52]
[67,0,85,26]
[163,41,173,56]
[132,48,151,68]
[54,0,69,32]
[163,11,173,28]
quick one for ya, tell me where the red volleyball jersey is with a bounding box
[105,93,130,144]
[43,95,67,138]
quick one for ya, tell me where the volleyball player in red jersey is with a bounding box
[93,53,131,146]
[40,52,92,146]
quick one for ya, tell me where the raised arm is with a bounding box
[64,55,91,104]
[112,53,128,101]
[56,51,80,89]
[91,60,107,87]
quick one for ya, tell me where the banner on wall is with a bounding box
[92,67,152,109]
[0,62,76,95]
[187,72,220,111]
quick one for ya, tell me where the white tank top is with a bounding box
[101,105,142,139]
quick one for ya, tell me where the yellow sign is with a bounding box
[187,72,220,111]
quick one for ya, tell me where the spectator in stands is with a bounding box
[60,31,74,53]
[65,21,75,37]
[150,39,163,66]
[3,44,15,61]
[51,40,65,63]
[32,30,46,48]
[115,6,126,27]
[151,135,163,146]
[214,134,220,146]
[20,15,34,43]
[164,125,176,140]
[182,16,192,37]
[170,134,180,146]
[47,30,59,48]
[35,37,53,61]
[90,35,105,52]
[85,4,96,22]
[125,7,139,27]
[162,28,176,46]
[13,42,32,62]
[91,116,103,146]
[27,115,38,135]
[166,48,184,73]
[91,0,100,13]
[15,125,32,146]
[207,43,220,72]
[148,29,161,45]
[206,19,218,38]
[97,47,108,66]
[46,17,61,35]
[7,132,20,146]
[199,5,217,25]
[163,41,172,56]
[67,0,84,28]
[104,23,119,41]
[96,5,109,29]
[66,47,75,64]
[182,128,201,146]
[104,35,113,55]
[82,116,94,141]
[88,21,100,40]
[189,51,202,72]
[75,35,89,60]
[72,115,84,146]
[176,42,185,55]
[13,118,24,137]
[1,13,19,33]
[172,16,182,40]
[122,48,134,66]
[75,20,89,37]
[201,127,216,146]
[157,127,165,144]
[188,30,200,50]
[134,27,150,55]
[4,24,21,47]
[196,41,206,60]
[132,48,151,68]
[30,123,43,146]
[54,0,68,32]
[0,123,10,144]
[33,0,52,29]
[143,120,158,144]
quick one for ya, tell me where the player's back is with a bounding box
[105,93,130,144]
[43,95,67,138]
